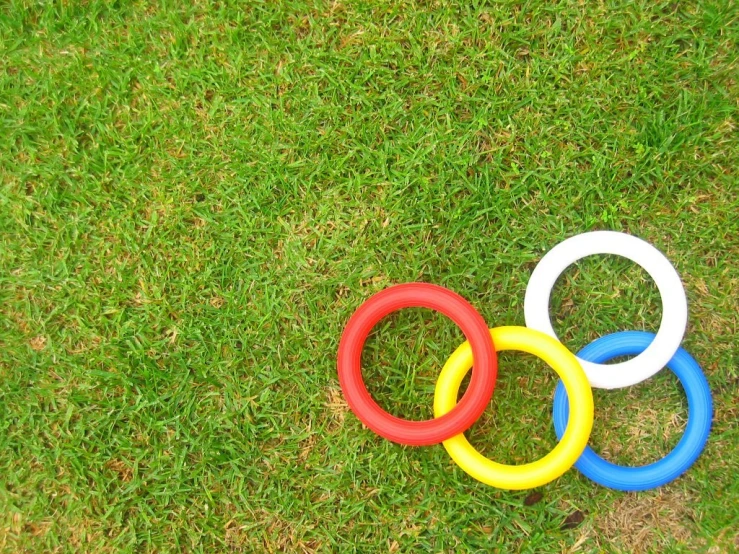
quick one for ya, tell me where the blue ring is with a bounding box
[552,331,712,491]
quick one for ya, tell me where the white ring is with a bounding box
[524,231,687,389]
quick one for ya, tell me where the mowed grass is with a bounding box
[1,0,738,552]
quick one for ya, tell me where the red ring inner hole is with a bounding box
[361,307,467,421]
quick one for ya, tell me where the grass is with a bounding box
[1,0,738,551]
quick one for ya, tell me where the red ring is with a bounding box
[337,283,498,445]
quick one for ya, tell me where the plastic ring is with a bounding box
[524,231,687,389]
[434,326,593,490]
[337,283,498,446]
[552,331,712,491]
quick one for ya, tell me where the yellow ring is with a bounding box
[433,326,593,490]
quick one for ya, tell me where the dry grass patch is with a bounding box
[593,490,697,553]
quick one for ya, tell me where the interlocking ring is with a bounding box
[434,326,593,490]
[552,331,712,491]
[337,283,498,446]
[524,231,688,389]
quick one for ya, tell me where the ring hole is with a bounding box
[589,370,688,464]
[460,352,559,464]
[550,255,661,360]
[362,308,466,420]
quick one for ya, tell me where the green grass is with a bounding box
[1,0,738,551]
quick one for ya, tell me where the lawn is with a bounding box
[1,0,738,552]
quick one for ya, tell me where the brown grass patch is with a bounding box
[587,490,699,553]
[1,512,120,553]
[104,459,133,483]
[225,512,323,553]
[324,387,350,430]
[298,424,318,462]
[29,335,47,351]
[6,310,31,334]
